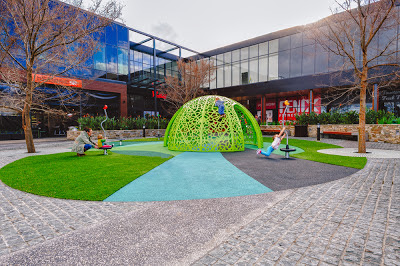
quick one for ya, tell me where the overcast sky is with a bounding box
[121,0,337,55]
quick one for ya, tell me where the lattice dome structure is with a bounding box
[164,95,263,152]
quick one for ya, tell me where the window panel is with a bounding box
[216,54,224,66]
[315,45,329,73]
[250,45,258,58]
[259,56,268,82]
[290,47,302,77]
[268,53,278,80]
[269,39,279,54]
[118,48,128,75]
[93,44,106,71]
[217,66,224,88]
[240,60,249,85]
[224,52,231,64]
[232,62,240,86]
[241,47,249,61]
[232,49,240,62]
[278,50,290,79]
[279,36,290,51]
[106,45,118,73]
[302,44,315,75]
[291,33,303,49]
[105,24,117,46]
[117,25,129,48]
[249,58,258,83]
[224,63,231,87]
[259,42,268,56]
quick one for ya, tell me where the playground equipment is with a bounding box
[279,100,296,158]
[164,95,263,152]
[99,105,113,155]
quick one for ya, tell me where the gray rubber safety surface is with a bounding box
[222,148,360,191]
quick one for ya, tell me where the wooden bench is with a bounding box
[321,131,368,141]
[261,129,281,135]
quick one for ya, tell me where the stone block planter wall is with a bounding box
[67,129,166,141]
[260,124,400,144]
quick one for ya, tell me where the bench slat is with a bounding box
[322,131,352,136]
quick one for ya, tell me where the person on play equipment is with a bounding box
[72,127,98,157]
[215,97,226,119]
[257,127,286,157]
[97,134,113,149]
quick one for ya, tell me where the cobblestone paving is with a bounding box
[0,142,142,257]
[295,137,400,151]
[193,158,400,265]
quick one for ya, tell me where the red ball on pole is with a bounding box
[103,105,108,110]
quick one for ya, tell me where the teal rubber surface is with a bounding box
[104,152,272,202]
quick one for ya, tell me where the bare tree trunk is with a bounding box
[358,72,367,153]
[23,68,35,153]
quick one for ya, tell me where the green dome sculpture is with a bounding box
[164,95,263,152]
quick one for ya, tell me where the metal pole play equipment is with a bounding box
[100,105,108,139]
[99,105,113,155]
[280,100,296,158]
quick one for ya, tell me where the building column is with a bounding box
[309,89,313,114]
[261,95,266,123]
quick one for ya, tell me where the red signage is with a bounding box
[33,74,82,88]
[278,95,321,121]
[152,91,167,99]
[256,99,276,110]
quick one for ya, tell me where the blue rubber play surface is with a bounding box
[105,152,272,202]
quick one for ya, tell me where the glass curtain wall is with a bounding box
[93,23,129,81]
[210,24,400,89]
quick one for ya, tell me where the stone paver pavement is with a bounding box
[194,143,400,265]
[0,138,399,265]
[0,140,143,257]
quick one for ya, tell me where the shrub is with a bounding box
[343,110,359,124]
[76,116,170,130]
[295,113,309,125]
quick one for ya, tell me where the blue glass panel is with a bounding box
[106,45,118,73]
[92,29,105,43]
[93,45,106,71]
[105,24,117,46]
[117,25,129,48]
[118,48,128,75]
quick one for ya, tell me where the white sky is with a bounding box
[121,0,337,55]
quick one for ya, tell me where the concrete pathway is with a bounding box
[0,138,398,265]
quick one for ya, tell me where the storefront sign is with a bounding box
[152,91,167,99]
[33,74,82,88]
[278,95,321,121]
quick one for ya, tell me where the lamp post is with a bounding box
[317,123,320,141]
[143,125,146,138]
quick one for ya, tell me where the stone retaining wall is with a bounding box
[260,124,400,144]
[67,129,166,140]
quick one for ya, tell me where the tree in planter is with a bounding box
[308,0,400,153]
[160,59,215,115]
[0,0,123,153]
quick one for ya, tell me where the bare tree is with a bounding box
[160,59,215,115]
[307,0,399,153]
[0,0,123,153]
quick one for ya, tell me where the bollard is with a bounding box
[317,123,320,141]
[143,125,146,138]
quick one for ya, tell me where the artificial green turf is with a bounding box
[263,137,367,169]
[0,151,169,201]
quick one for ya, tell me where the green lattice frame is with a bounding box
[164,95,263,152]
